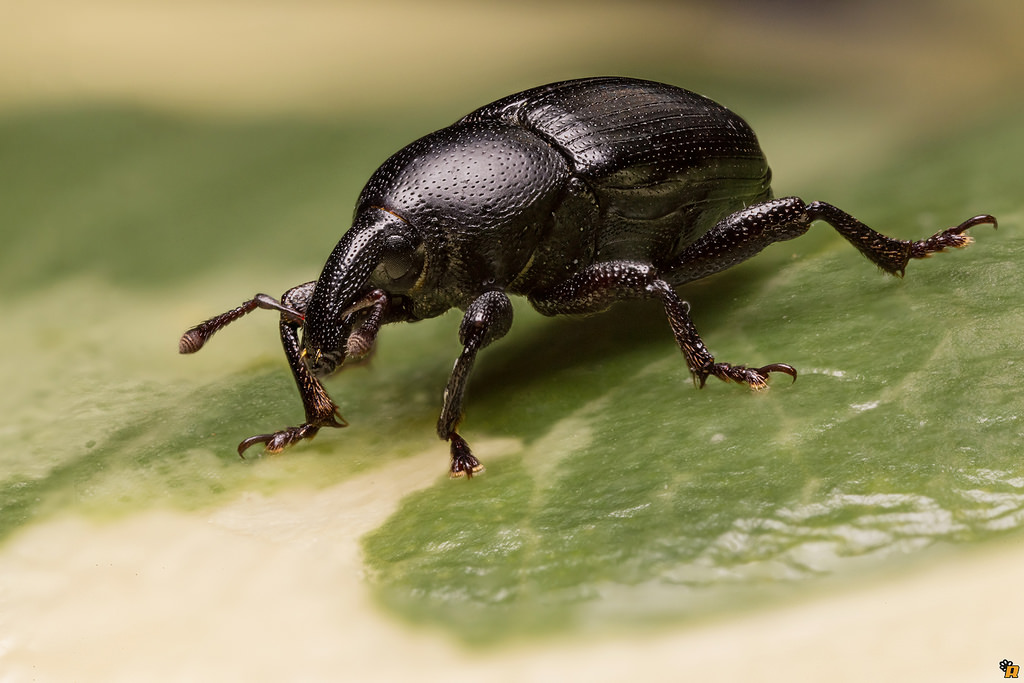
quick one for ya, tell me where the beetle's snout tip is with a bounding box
[300,346,324,367]
[300,347,326,365]
[303,346,340,378]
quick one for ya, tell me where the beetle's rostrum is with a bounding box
[179,77,996,478]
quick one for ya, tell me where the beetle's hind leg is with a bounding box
[802,202,996,276]
[662,197,995,285]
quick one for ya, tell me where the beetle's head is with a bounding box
[301,208,424,376]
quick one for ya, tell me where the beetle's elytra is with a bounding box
[180,77,996,478]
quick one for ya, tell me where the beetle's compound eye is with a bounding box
[381,233,424,286]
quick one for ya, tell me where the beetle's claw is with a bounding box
[237,423,321,458]
[950,214,998,235]
[448,432,484,479]
[757,363,798,383]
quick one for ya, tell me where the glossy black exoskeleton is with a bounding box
[180,77,996,477]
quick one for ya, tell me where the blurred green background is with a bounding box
[1,0,1022,680]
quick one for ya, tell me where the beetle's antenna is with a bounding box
[179,294,303,354]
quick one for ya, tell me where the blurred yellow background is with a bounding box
[3,0,1020,118]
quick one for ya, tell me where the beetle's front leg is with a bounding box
[529,261,795,391]
[181,283,343,455]
[237,313,348,457]
[438,291,514,478]
[230,283,349,457]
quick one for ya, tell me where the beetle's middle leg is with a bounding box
[528,261,795,390]
[439,290,514,478]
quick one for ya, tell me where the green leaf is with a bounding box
[0,92,1021,650]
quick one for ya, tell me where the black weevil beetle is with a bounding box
[180,76,996,478]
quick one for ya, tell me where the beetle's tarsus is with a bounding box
[449,432,483,479]
[909,214,997,259]
[236,410,347,458]
[237,424,320,458]
[694,361,796,391]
